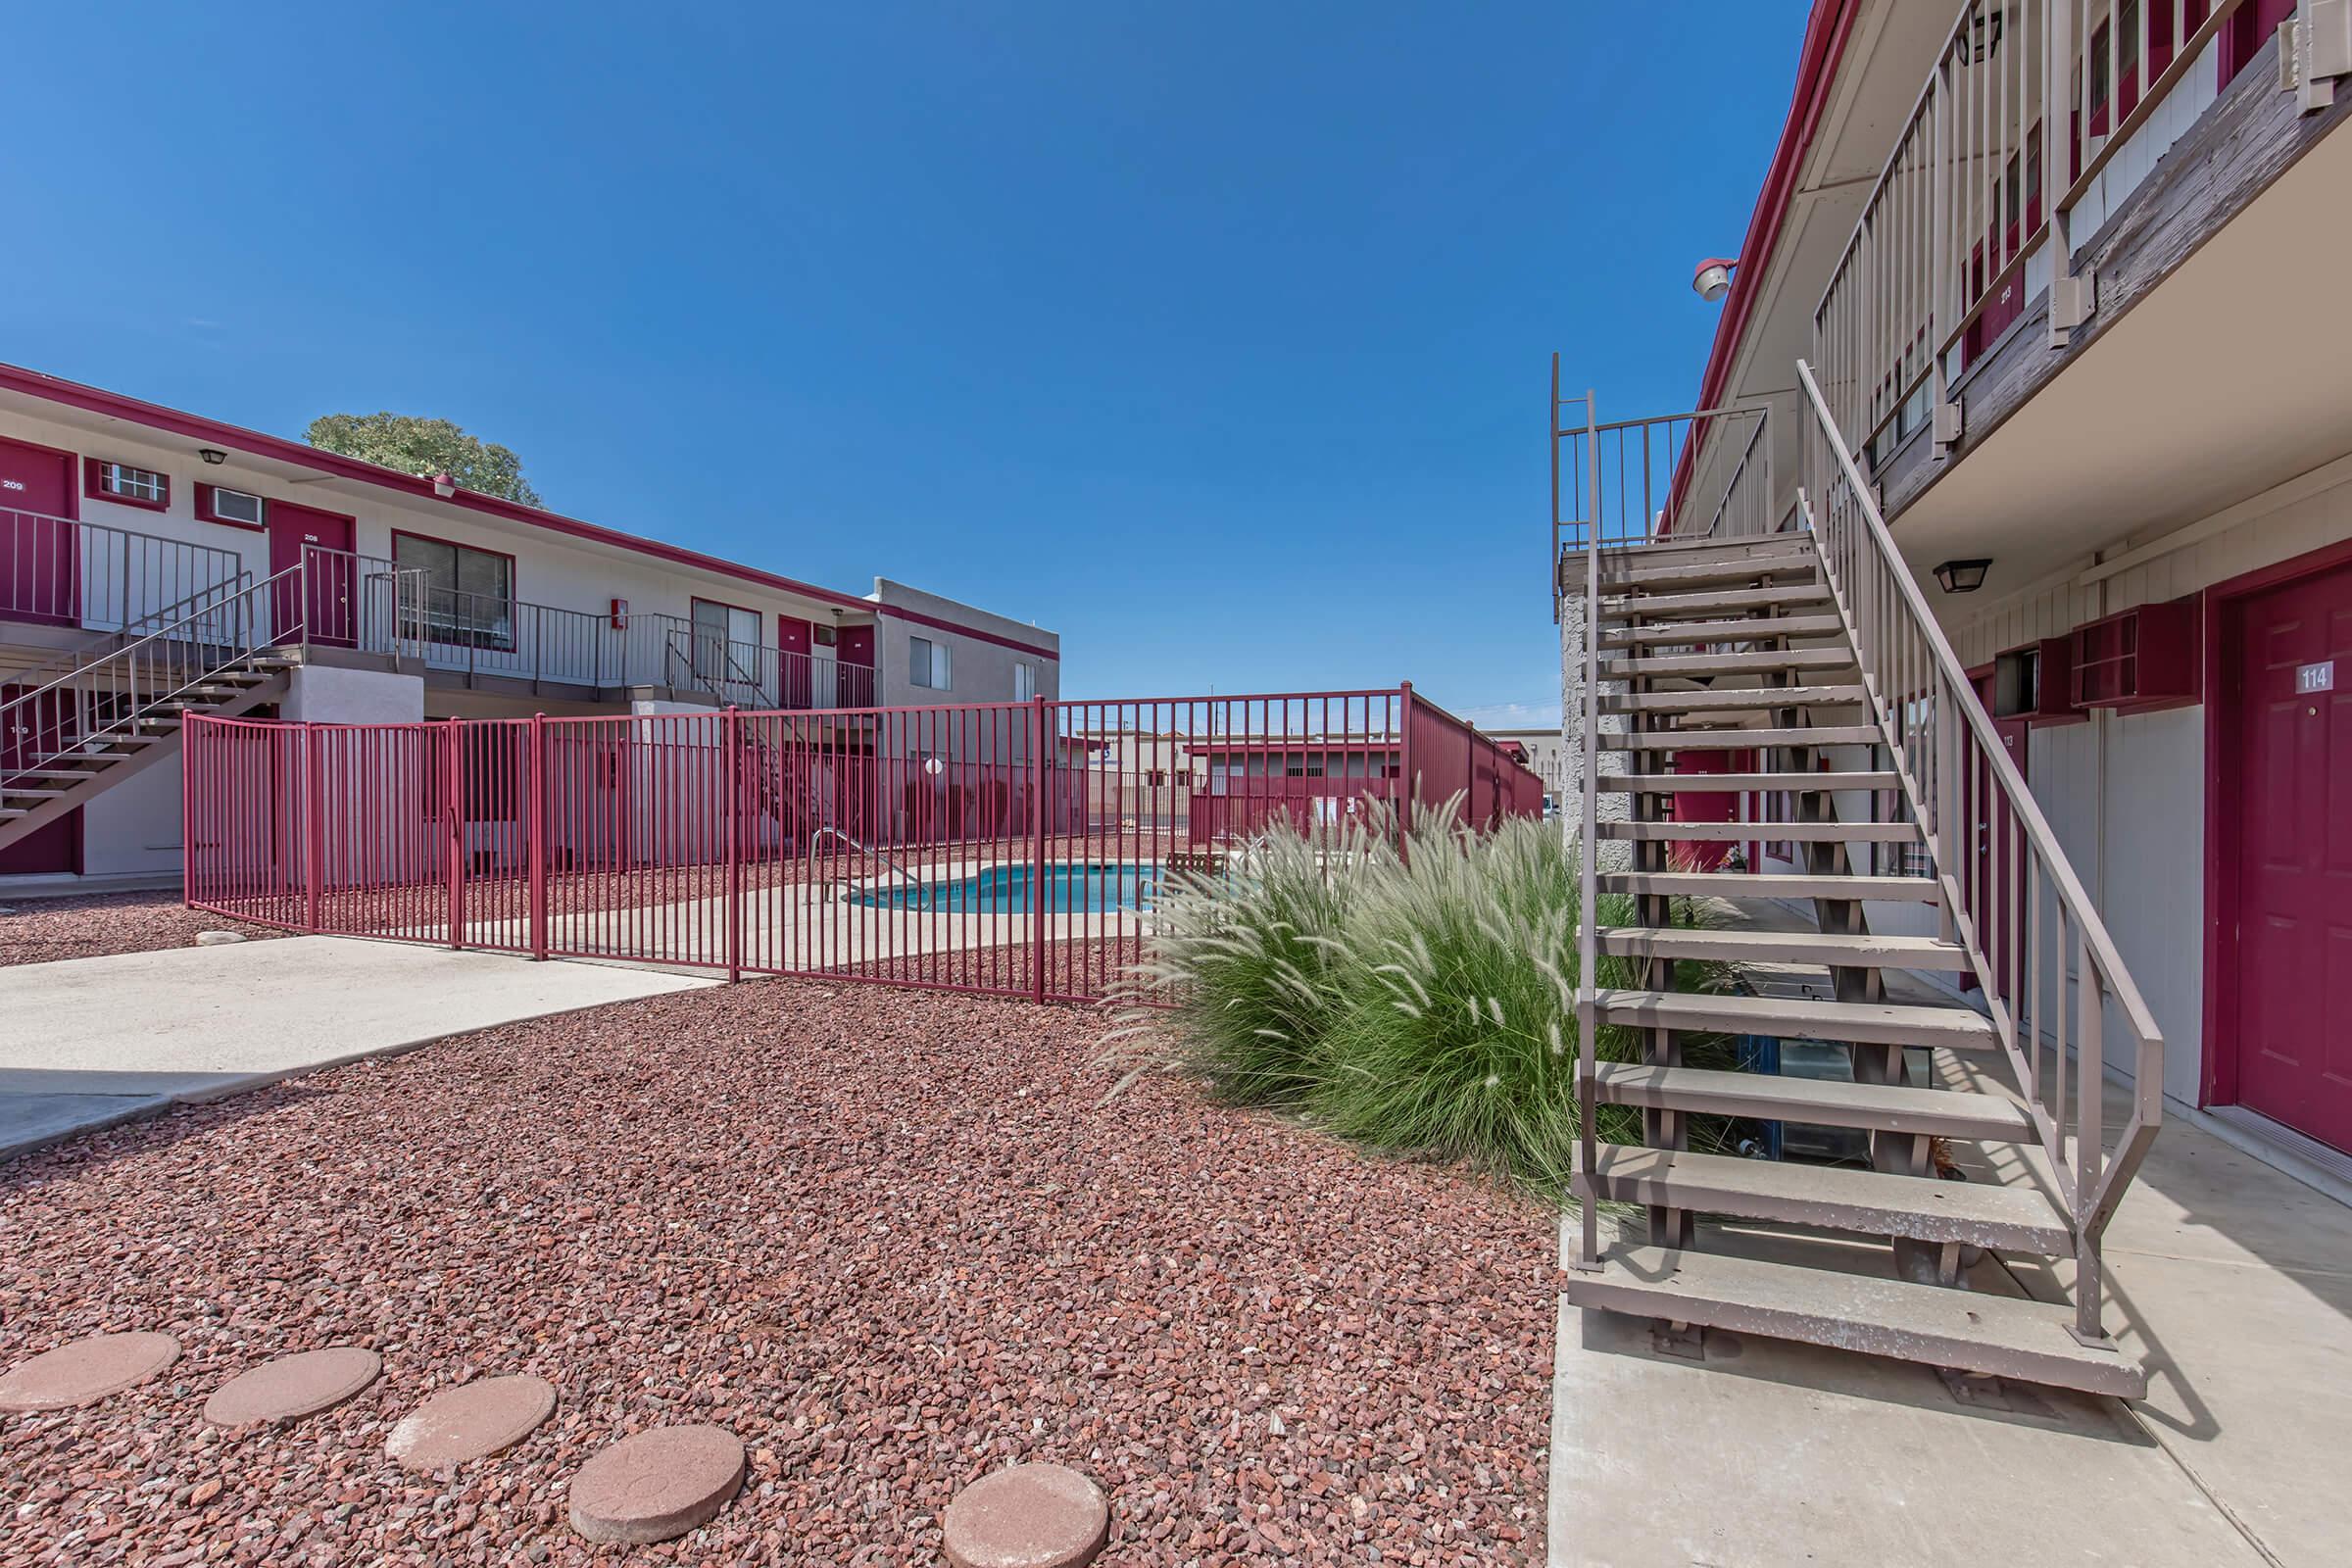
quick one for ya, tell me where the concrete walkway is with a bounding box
[0,937,715,1159]
[1548,908,2352,1565]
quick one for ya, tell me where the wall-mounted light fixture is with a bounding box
[432,471,458,498]
[1933,559,1992,594]
[1691,256,1740,303]
[198,448,227,466]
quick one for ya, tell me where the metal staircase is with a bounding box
[1555,370,2164,1398]
[0,568,300,858]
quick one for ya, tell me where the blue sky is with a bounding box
[5,2,1804,726]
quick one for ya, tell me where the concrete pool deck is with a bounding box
[0,937,714,1159]
[385,858,1162,968]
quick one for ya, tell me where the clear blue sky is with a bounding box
[6,2,1805,725]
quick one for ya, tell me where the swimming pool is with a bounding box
[852,861,1159,914]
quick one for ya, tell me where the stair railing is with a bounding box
[1571,385,1604,1272]
[0,563,302,792]
[1796,357,2160,1345]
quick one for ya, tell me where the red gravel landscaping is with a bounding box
[0,978,1556,1565]
[0,891,283,968]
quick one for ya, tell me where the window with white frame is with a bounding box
[91,461,169,506]
[1012,660,1036,702]
[909,635,950,690]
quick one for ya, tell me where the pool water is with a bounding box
[854,861,1158,914]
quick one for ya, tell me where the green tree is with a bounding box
[305,412,544,507]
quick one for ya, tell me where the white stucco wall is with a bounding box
[869,578,1061,715]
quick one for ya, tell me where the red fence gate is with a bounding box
[184,684,1544,1004]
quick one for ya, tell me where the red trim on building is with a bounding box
[1690,0,1866,419]
[192,481,269,531]
[0,362,868,611]
[874,601,1057,660]
[82,456,171,512]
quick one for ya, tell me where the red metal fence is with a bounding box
[184,684,1544,1004]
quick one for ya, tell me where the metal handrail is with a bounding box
[0,507,243,633]
[1797,359,2159,1337]
[302,545,616,688]
[808,823,920,889]
[0,571,264,702]
[1572,387,1603,1271]
[0,564,302,790]
[1550,358,1774,616]
[1811,0,2252,464]
[662,625,875,711]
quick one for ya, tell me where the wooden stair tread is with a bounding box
[1595,820,1918,843]
[1597,871,1939,903]
[1599,649,1858,679]
[1561,1245,2145,1397]
[1601,684,1869,713]
[1597,725,1883,751]
[1597,926,1969,971]
[1592,989,1999,1050]
[1598,770,1899,793]
[1599,613,1846,647]
[1598,584,1834,619]
[1595,555,1818,592]
[1575,1145,2069,1251]
[1589,1062,2034,1139]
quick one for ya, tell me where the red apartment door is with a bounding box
[268,502,356,646]
[0,436,79,627]
[2230,562,2352,1152]
[0,682,81,874]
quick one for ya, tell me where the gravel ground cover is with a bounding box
[0,892,282,968]
[0,978,1556,1565]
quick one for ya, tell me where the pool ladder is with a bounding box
[808,825,920,893]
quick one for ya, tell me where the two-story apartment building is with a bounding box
[0,362,1058,892]
[1577,0,2350,1173]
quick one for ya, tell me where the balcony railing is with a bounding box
[0,509,243,635]
[1813,0,2252,468]
[1549,362,1779,616]
[292,547,874,707]
[659,623,877,710]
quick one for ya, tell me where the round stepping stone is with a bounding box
[943,1463,1110,1568]
[204,1347,381,1429]
[567,1424,746,1544]
[386,1374,557,1472]
[0,1332,180,1412]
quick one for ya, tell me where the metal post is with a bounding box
[1396,681,1415,856]
[445,716,465,950]
[1575,387,1602,1271]
[725,706,744,982]
[305,725,324,933]
[2074,938,2108,1344]
[528,711,549,960]
[1031,693,1050,1004]
[181,715,200,911]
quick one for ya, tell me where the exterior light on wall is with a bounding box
[1691,257,1739,302]
[198,447,227,466]
[1933,559,1992,594]
[431,472,458,498]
